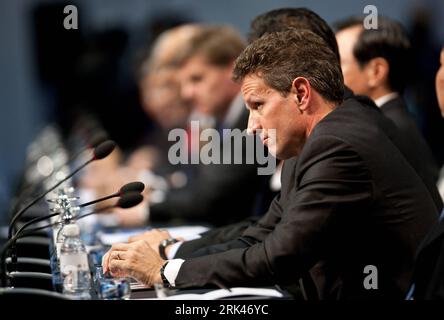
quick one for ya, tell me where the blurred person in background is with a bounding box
[86,24,269,228]
[136,24,268,227]
[335,16,442,210]
[80,25,199,226]
[436,47,444,201]
[125,24,199,178]
[435,48,444,118]
[407,46,444,300]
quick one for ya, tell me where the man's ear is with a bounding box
[366,57,389,89]
[291,77,311,111]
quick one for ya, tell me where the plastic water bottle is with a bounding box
[49,238,63,292]
[51,222,72,292]
[93,265,131,300]
[59,224,91,299]
[93,264,105,295]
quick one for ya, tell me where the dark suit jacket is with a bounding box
[380,96,441,210]
[174,97,438,299]
[149,104,269,227]
[411,210,444,299]
[176,91,443,258]
[176,218,258,258]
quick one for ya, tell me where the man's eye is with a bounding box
[190,75,203,82]
[254,102,263,109]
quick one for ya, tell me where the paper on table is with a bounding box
[168,226,210,240]
[134,287,284,300]
[130,281,150,291]
[98,225,209,245]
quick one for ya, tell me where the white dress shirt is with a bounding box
[373,92,399,108]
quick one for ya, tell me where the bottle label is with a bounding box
[60,253,89,274]
[56,242,62,258]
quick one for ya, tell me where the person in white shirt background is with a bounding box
[335,15,442,209]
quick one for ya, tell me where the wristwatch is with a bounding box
[159,238,179,260]
[160,261,171,288]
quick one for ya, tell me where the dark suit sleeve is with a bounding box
[240,192,283,241]
[175,194,283,258]
[175,137,373,288]
[175,217,259,258]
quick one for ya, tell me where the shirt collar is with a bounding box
[374,92,399,108]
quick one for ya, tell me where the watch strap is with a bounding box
[159,238,179,260]
[160,261,170,288]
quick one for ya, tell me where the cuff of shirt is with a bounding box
[167,241,183,259]
[164,259,185,287]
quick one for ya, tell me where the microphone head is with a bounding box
[116,192,144,209]
[89,132,108,148]
[93,140,116,160]
[119,181,145,195]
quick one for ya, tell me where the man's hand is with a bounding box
[128,229,184,256]
[102,240,164,287]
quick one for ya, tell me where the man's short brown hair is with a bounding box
[233,29,344,104]
[175,25,246,67]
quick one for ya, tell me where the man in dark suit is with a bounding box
[335,16,441,210]
[103,29,438,299]
[409,47,444,299]
[128,8,442,259]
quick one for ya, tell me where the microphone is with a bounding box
[119,181,145,194]
[92,140,116,160]
[14,191,145,240]
[8,140,117,239]
[1,192,144,286]
[75,192,144,220]
[30,193,144,236]
[85,132,109,150]
[9,181,144,263]
[113,191,144,209]
[79,181,145,208]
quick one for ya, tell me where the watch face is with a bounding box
[162,238,178,247]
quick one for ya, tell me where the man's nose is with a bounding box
[247,113,260,135]
[181,83,195,102]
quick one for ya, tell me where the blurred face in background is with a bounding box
[436,48,444,117]
[336,25,372,96]
[139,68,191,130]
[178,55,240,120]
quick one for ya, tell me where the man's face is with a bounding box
[336,25,371,96]
[178,55,239,119]
[436,48,444,117]
[242,74,306,160]
[140,68,190,129]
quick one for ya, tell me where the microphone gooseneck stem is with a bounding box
[14,211,61,241]
[8,159,93,239]
[0,204,116,286]
[79,193,118,208]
